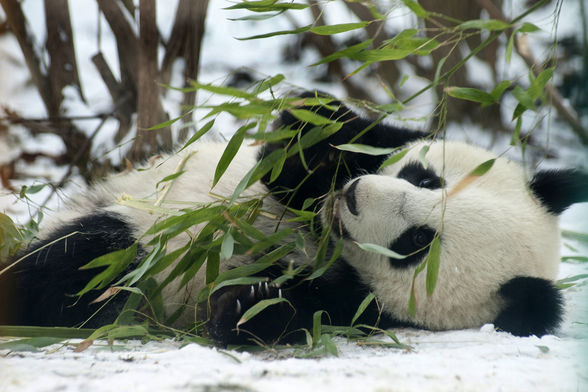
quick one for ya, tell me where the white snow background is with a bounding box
[0,1,587,391]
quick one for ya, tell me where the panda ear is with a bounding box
[529,169,588,215]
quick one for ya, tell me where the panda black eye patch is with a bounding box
[397,161,443,189]
[388,225,436,269]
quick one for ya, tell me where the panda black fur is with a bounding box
[2,92,587,345]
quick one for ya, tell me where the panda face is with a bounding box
[324,140,561,330]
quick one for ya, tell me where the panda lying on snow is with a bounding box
[2,93,587,345]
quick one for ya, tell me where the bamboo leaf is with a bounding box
[401,0,429,18]
[147,115,182,130]
[310,22,369,35]
[236,297,288,327]
[213,122,256,187]
[77,244,138,296]
[448,159,495,197]
[179,120,215,152]
[490,80,512,101]
[289,108,335,125]
[351,293,376,326]
[206,250,220,284]
[425,236,442,296]
[355,242,406,259]
[379,148,410,169]
[225,1,309,12]
[236,25,311,40]
[458,19,510,31]
[310,39,373,66]
[519,22,540,33]
[220,232,235,261]
[0,337,64,352]
[334,144,400,156]
[445,86,496,105]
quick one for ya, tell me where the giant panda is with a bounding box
[1,92,587,346]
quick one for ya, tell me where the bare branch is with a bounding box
[161,0,209,139]
[0,0,54,115]
[128,0,172,162]
[44,0,85,104]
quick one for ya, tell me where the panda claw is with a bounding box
[236,299,242,314]
[249,285,255,298]
[264,282,269,296]
[278,289,282,298]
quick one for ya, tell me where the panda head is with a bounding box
[323,138,587,334]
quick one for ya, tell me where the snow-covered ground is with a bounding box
[1,1,587,391]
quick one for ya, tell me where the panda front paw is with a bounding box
[207,281,291,346]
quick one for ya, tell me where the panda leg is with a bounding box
[0,212,139,328]
[493,276,564,337]
[207,260,405,346]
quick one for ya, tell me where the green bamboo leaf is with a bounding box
[179,120,215,152]
[0,212,23,260]
[528,67,554,100]
[351,293,376,326]
[320,334,339,357]
[107,325,149,340]
[237,297,289,327]
[312,310,326,346]
[445,86,496,105]
[308,238,343,280]
[355,242,406,259]
[206,250,220,284]
[225,0,309,12]
[220,232,235,261]
[156,171,185,188]
[490,80,512,101]
[289,108,335,126]
[252,73,285,95]
[334,144,400,156]
[213,122,256,187]
[77,243,138,296]
[518,22,540,33]
[237,25,311,40]
[0,337,64,352]
[470,159,496,176]
[458,19,510,31]
[310,22,369,35]
[269,148,287,183]
[401,0,429,18]
[0,326,93,339]
[506,30,515,63]
[379,148,410,169]
[375,103,403,113]
[190,81,256,99]
[146,115,182,130]
[512,86,535,110]
[310,39,373,66]
[209,276,267,295]
[425,236,441,296]
[418,145,430,168]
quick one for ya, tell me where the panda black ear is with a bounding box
[529,169,588,215]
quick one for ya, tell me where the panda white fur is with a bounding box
[2,92,587,345]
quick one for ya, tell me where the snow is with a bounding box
[1,1,587,391]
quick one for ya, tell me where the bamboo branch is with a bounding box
[476,0,588,144]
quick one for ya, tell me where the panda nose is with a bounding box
[345,179,360,216]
